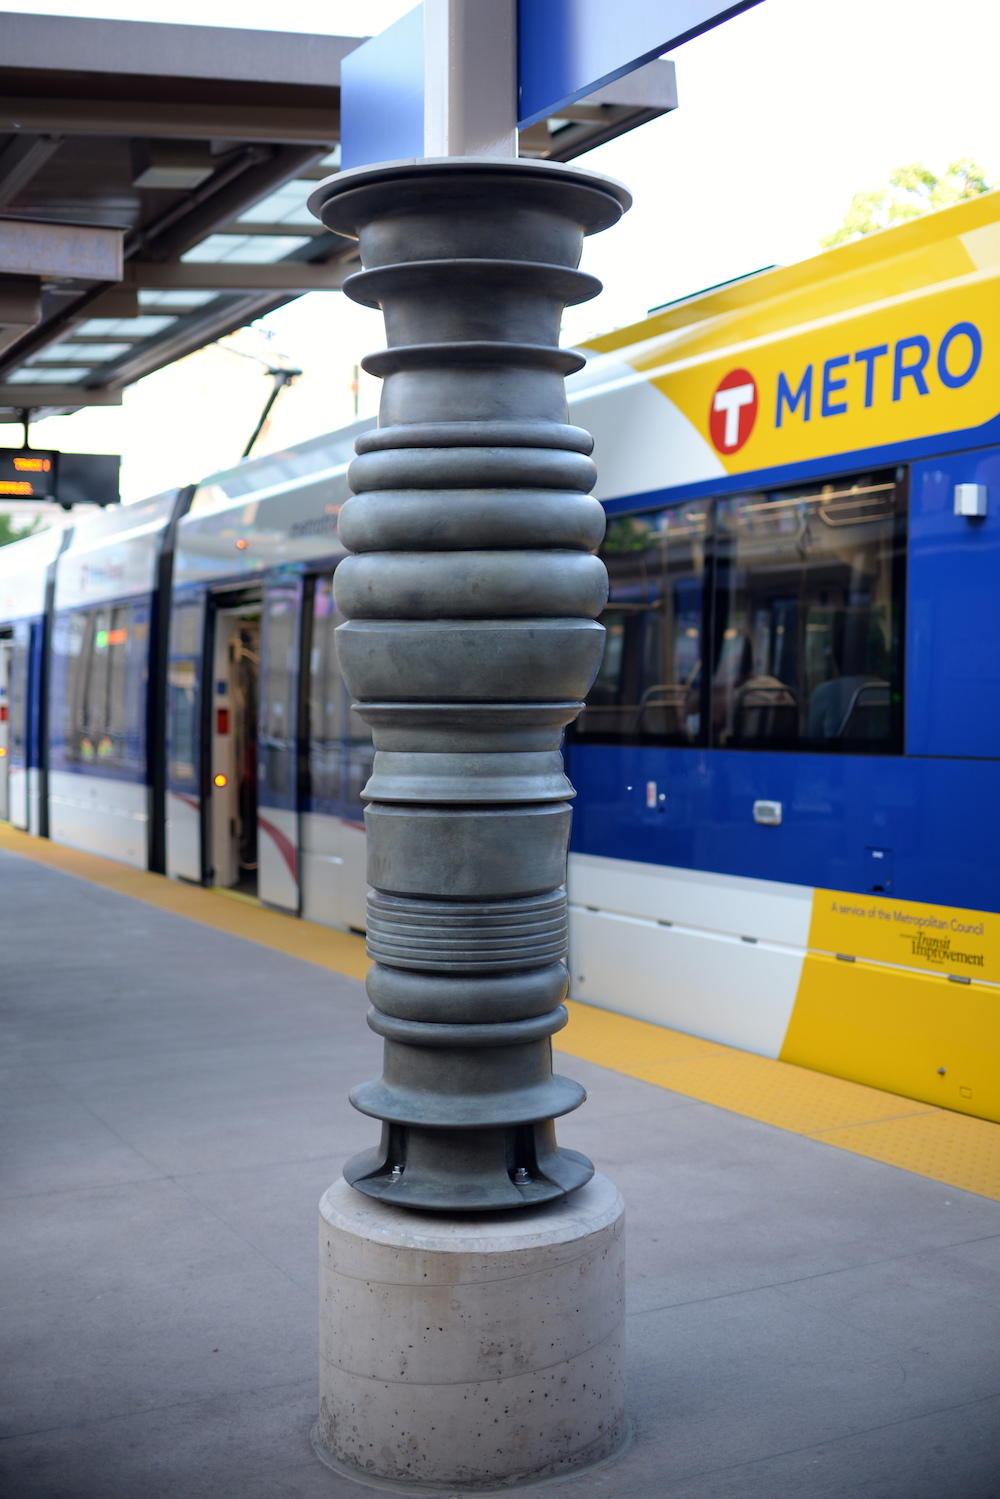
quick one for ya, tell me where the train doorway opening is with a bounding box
[0,634,10,822]
[206,591,261,896]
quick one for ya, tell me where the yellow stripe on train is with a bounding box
[585,191,1000,476]
[809,888,999,980]
[782,887,1000,1125]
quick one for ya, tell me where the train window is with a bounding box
[9,631,28,764]
[305,575,373,811]
[578,467,906,754]
[576,502,709,744]
[260,590,294,796]
[711,468,905,751]
[168,601,202,785]
[63,605,132,768]
[306,577,345,804]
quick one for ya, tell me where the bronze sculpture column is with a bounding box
[309,158,630,1210]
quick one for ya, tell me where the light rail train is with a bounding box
[1,192,998,1124]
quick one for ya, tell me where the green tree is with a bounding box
[820,159,993,248]
[0,512,42,547]
[604,516,655,553]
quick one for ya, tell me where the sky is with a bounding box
[4,0,1000,505]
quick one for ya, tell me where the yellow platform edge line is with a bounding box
[2,822,997,1203]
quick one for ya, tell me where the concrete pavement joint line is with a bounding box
[3,822,998,1202]
[641,1389,1000,1487]
[165,1150,350,1178]
[164,1172,317,1295]
[0,1377,318,1445]
[0,1179,163,1203]
[3,1058,314,1293]
[19,1052,332,1294]
[805,1108,940,1132]
[28,1056,178,1180]
[625,1226,1000,1319]
[13,1048,317,1271]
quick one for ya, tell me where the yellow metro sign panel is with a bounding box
[586,191,1000,479]
[664,293,992,474]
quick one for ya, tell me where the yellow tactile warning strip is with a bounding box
[557,1000,1000,1203]
[0,822,369,981]
[2,822,998,1202]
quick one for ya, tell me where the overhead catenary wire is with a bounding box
[211,337,303,459]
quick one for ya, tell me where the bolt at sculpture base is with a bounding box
[344,1119,594,1212]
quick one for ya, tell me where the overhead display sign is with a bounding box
[0,449,120,507]
[0,449,57,498]
[516,0,764,126]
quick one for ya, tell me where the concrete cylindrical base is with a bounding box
[316,1173,626,1492]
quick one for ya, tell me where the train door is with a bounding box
[207,596,261,894]
[0,636,10,820]
[165,595,204,880]
[8,620,38,832]
[299,573,370,932]
[257,577,301,911]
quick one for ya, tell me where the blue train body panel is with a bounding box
[566,743,1000,913]
[907,448,1000,759]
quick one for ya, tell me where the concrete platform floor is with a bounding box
[2,846,999,1499]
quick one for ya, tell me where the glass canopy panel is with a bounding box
[32,343,132,361]
[77,316,177,337]
[224,235,313,263]
[181,234,311,264]
[8,368,87,383]
[137,290,217,308]
[238,182,316,225]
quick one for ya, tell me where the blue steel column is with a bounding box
[309,159,629,1211]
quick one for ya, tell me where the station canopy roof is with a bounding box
[0,11,676,423]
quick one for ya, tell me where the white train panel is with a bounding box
[49,771,148,868]
[259,806,299,911]
[54,493,173,612]
[166,791,200,882]
[8,765,29,830]
[568,905,805,1059]
[300,812,367,933]
[568,851,813,948]
[567,354,725,501]
[0,641,9,822]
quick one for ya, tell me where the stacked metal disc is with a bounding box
[309,158,631,1210]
